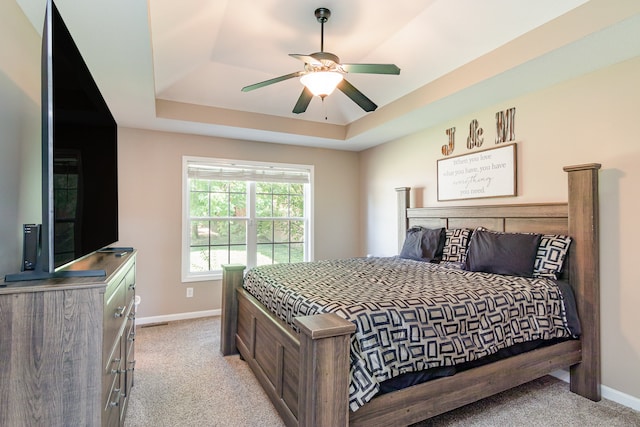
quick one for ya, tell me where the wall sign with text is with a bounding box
[437,143,517,201]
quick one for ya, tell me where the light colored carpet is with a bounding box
[126,316,640,427]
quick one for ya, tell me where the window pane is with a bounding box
[273,220,289,243]
[230,192,246,217]
[273,243,290,264]
[257,220,273,243]
[229,220,246,245]
[290,243,304,263]
[190,191,209,217]
[191,179,209,192]
[272,183,289,194]
[190,246,210,272]
[210,181,228,192]
[290,183,303,194]
[257,243,273,266]
[209,246,228,271]
[229,181,245,192]
[290,195,303,217]
[256,182,272,193]
[190,221,210,246]
[210,221,229,245]
[273,194,289,217]
[210,192,229,216]
[290,221,304,242]
[229,245,247,265]
[256,193,272,217]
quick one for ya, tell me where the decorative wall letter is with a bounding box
[495,107,516,144]
[466,119,484,149]
[441,127,456,156]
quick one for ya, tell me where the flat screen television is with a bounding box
[41,0,118,274]
[4,0,119,283]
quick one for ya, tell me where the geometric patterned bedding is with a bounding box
[242,257,574,411]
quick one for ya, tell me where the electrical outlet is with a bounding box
[186,287,193,298]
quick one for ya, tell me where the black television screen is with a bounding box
[41,0,118,272]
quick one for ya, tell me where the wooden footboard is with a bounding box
[219,163,601,426]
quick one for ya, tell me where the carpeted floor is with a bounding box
[126,316,640,427]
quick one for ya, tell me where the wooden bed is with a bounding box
[220,163,601,427]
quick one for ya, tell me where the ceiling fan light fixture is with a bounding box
[300,71,343,97]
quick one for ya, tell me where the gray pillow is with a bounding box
[400,227,445,262]
[465,229,541,277]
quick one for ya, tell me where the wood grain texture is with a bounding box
[565,163,601,401]
[220,265,245,356]
[0,288,102,426]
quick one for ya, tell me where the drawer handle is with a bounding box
[109,388,121,407]
[114,306,126,318]
[110,358,121,374]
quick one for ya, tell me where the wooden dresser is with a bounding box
[0,250,137,427]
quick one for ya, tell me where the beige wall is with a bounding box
[117,128,360,319]
[360,56,640,401]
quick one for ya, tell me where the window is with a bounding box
[182,157,313,281]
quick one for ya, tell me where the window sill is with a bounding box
[182,272,223,283]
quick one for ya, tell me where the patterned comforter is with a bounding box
[242,257,574,411]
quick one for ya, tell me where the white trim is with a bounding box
[136,309,221,326]
[550,370,640,411]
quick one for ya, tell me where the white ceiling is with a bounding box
[15,0,640,151]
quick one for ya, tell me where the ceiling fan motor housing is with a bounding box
[314,7,331,23]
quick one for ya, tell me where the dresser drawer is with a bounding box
[103,275,127,370]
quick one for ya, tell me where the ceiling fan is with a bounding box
[241,7,401,114]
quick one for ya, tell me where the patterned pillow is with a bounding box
[533,234,572,279]
[442,228,472,263]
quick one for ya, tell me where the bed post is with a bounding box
[396,187,411,253]
[220,264,245,356]
[563,163,601,401]
[295,314,356,427]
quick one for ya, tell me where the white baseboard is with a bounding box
[550,370,640,411]
[137,309,220,326]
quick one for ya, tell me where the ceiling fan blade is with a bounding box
[337,79,377,112]
[241,71,303,92]
[341,63,401,75]
[289,54,322,66]
[292,87,313,114]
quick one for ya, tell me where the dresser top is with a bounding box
[1,250,136,294]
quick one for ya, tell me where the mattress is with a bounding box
[242,256,577,411]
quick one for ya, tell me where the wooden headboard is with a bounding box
[395,163,601,401]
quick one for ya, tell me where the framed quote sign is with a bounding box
[437,143,517,201]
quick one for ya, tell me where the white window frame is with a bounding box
[181,156,314,282]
